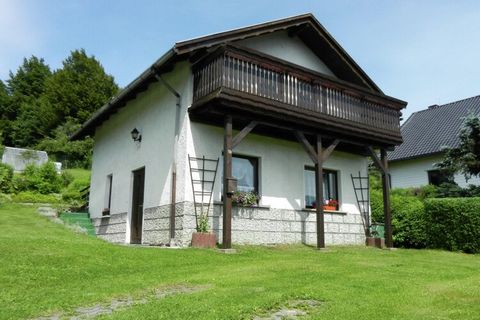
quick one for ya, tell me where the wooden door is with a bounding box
[130,167,145,244]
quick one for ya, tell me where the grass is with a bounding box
[0,203,479,319]
[64,168,91,186]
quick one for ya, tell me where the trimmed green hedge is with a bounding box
[371,190,426,248]
[424,197,480,253]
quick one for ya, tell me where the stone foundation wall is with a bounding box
[92,202,366,247]
[168,202,365,246]
[142,204,186,246]
[92,212,127,243]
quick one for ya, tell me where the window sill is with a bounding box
[302,208,347,215]
[101,215,111,219]
[214,201,271,210]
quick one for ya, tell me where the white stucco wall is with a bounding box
[236,31,337,77]
[89,38,369,245]
[89,62,191,233]
[184,121,368,214]
[390,155,480,189]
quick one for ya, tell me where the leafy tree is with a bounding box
[7,56,52,101]
[0,80,10,145]
[1,50,118,167]
[0,80,9,115]
[44,49,118,127]
[36,121,93,168]
[3,57,52,146]
[437,114,480,180]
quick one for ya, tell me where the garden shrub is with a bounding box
[13,162,63,194]
[0,193,12,205]
[424,197,480,253]
[370,190,427,248]
[390,194,426,248]
[0,163,14,193]
[370,189,383,223]
[12,191,61,204]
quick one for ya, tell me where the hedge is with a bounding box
[371,190,427,248]
[424,197,480,253]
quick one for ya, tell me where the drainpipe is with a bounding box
[154,72,181,246]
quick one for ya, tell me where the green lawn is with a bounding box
[0,204,479,319]
[64,168,91,186]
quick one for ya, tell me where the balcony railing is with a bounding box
[193,48,402,136]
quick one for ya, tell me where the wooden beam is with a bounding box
[222,115,233,249]
[381,149,393,248]
[232,120,258,149]
[367,146,386,174]
[322,139,340,161]
[315,134,325,249]
[294,131,318,164]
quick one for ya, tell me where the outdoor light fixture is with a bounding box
[130,128,142,142]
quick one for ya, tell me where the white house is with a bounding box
[389,95,480,189]
[72,14,406,248]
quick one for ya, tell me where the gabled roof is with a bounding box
[71,13,388,140]
[389,95,480,162]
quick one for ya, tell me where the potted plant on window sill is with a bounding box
[323,199,339,211]
[232,191,260,207]
[191,212,216,248]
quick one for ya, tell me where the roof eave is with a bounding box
[389,151,444,163]
[70,48,177,140]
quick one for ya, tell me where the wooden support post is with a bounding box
[222,115,233,249]
[315,135,325,249]
[381,149,393,248]
[295,132,340,249]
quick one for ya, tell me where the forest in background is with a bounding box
[0,49,119,168]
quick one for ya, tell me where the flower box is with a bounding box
[366,237,385,248]
[191,232,216,248]
[323,205,337,211]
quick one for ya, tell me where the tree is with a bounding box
[44,49,119,127]
[0,80,10,145]
[0,80,9,114]
[7,56,52,101]
[36,121,94,168]
[3,56,52,147]
[437,114,480,180]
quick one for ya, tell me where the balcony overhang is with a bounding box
[189,45,406,149]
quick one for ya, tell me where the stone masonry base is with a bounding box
[92,202,366,247]
[92,212,127,243]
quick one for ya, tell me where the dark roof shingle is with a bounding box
[389,95,480,161]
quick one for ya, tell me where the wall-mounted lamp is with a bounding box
[130,128,142,142]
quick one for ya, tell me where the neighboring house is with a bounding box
[389,95,480,189]
[72,14,406,248]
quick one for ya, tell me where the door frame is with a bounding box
[130,167,145,244]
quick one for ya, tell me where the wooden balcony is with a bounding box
[190,45,406,147]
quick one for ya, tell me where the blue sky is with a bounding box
[1,0,479,118]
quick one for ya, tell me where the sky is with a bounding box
[1,0,479,119]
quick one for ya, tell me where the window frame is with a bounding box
[232,154,259,194]
[304,166,339,210]
[103,174,113,216]
[427,169,454,186]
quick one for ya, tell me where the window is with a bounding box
[232,155,258,193]
[103,174,113,216]
[427,170,453,186]
[304,167,338,209]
